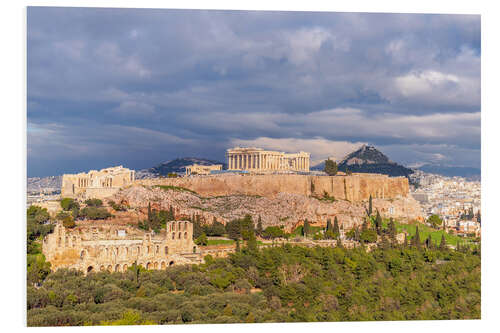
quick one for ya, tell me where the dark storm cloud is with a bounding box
[27,7,480,176]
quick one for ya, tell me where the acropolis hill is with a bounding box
[56,147,422,233]
[137,173,409,202]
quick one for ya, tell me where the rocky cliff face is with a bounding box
[111,184,422,232]
[136,173,409,202]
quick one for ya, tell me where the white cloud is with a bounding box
[112,101,155,115]
[395,70,459,97]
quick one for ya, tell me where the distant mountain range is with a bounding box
[136,157,226,178]
[313,145,414,178]
[415,164,481,179]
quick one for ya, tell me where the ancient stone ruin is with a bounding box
[43,221,201,274]
[61,165,135,200]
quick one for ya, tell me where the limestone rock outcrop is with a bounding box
[111,184,422,232]
[136,173,409,202]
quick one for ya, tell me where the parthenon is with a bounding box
[226,147,310,172]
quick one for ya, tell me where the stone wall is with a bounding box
[61,165,135,200]
[43,222,202,274]
[136,173,409,202]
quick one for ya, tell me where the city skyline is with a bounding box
[28,8,480,177]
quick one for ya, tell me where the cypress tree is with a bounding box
[439,233,447,250]
[368,195,373,216]
[403,233,408,248]
[333,216,340,239]
[413,226,421,248]
[246,230,258,253]
[388,218,396,241]
[147,202,152,223]
[337,237,343,249]
[426,234,433,249]
[354,227,360,242]
[257,215,263,236]
[303,219,310,237]
[326,218,332,232]
[375,210,382,235]
[235,239,240,252]
[362,218,369,232]
[169,205,175,221]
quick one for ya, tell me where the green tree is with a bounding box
[412,226,421,248]
[439,233,448,250]
[375,210,382,235]
[62,215,75,228]
[388,218,396,241]
[326,218,332,232]
[195,233,208,246]
[84,198,102,207]
[263,226,285,245]
[333,216,340,239]
[324,159,338,176]
[246,230,258,253]
[425,234,433,249]
[60,198,79,211]
[303,219,311,237]
[368,195,373,216]
[256,215,263,236]
[427,214,443,229]
[360,229,377,243]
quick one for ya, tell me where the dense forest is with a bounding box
[27,242,480,326]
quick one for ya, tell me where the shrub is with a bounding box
[62,216,75,228]
[60,198,79,211]
[84,198,103,207]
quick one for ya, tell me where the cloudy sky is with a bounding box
[27,7,480,177]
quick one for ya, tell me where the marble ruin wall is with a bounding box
[61,166,135,200]
[136,174,409,202]
[43,222,201,274]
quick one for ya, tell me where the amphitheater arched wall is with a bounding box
[43,222,202,274]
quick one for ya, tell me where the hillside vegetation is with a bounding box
[28,242,480,326]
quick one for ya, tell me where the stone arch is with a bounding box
[169,261,175,266]
[161,261,166,269]
[114,264,120,272]
[87,266,94,273]
[137,246,141,255]
[172,223,176,231]
[154,262,158,269]
[193,246,197,253]
[178,222,181,230]
[116,247,119,256]
[146,262,151,270]
[172,233,175,240]
[107,265,112,272]
[184,222,187,231]
[178,232,181,239]
[156,245,159,254]
[164,246,169,255]
[147,245,151,254]
[184,232,188,239]
[123,264,128,271]
[100,265,105,272]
